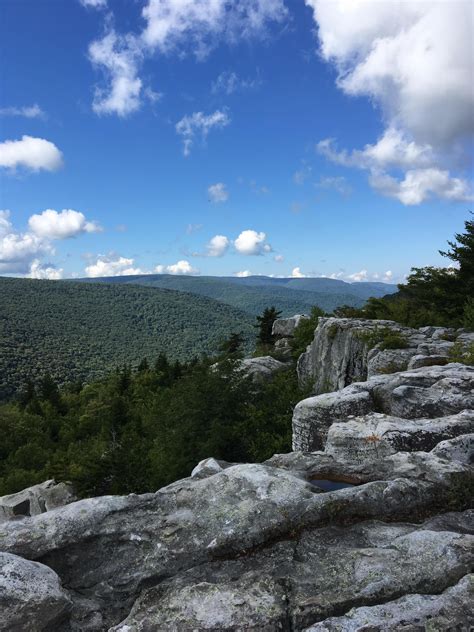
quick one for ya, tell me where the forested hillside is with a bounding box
[0,278,255,400]
[79,274,395,316]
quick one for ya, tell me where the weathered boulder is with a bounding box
[0,552,71,631]
[240,356,289,382]
[272,314,309,338]
[324,410,474,465]
[297,317,472,394]
[0,480,76,522]
[304,573,474,631]
[293,363,474,452]
[432,433,474,465]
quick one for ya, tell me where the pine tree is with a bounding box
[255,307,282,347]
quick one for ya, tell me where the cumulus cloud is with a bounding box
[234,229,271,256]
[89,30,143,117]
[291,266,306,278]
[28,209,102,240]
[0,136,63,172]
[308,1,473,204]
[29,260,63,280]
[85,255,147,277]
[206,234,229,257]
[207,182,229,203]
[211,71,260,95]
[0,104,44,119]
[369,168,473,206]
[155,259,199,275]
[0,211,53,274]
[235,270,252,277]
[176,110,230,156]
[347,269,368,282]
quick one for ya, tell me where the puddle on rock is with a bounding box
[308,479,356,492]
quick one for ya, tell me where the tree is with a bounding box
[439,214,474,295]
[218,332,245,358]
[255,307,282,347]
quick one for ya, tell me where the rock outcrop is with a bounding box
[297,316,473,394]
[0,480,76,522]
[272,314,309,359]
[239,355,289,381]
[0,318,472,631]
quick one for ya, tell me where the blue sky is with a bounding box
[1,0,472,282]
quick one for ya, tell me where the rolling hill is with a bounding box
[78,274,397,316]
[0,278,255,400]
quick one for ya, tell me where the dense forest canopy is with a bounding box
[0,279,255,400]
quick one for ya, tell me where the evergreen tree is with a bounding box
[255,307,282,347]
[218,332,245,358]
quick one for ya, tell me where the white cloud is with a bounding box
[80,0,107,7]
[383,270,393,283]
[347,269,368,282]
[29,260,63,280]
[206,234,229,257]
[0,136,63,172]
[291,266,306,278]
[235,270,251,277]
[293,164,312,185]
[309,1,473,204]
[176,110,230,156]
[28,209,102,240]
[0,214,52,274]
[142,0,288,57]
[211,71,260,95]
[234,229,271,256]
[208,182,229,203]
[186,223,203,234]
[369,168,473,206]
[0,104,44,119]
[85,255,147,277]
[89,30,143,117]
[274,254,284,262]
[155,259,199,275]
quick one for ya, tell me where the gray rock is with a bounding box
[324,410,474,465]
[304,573,474,631]
[432,433,474,465]
[240,356,289,382]
[293,364,474,452]
[0,552,71,631]
[0,480,76,522]
[367,348,413,377]
[191,457,233,479]
[407,353,449,369]
[272,314,309,338]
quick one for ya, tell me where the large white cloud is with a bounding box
[0,136,63,172]
[0,211,53,274]
[234,230,271,256]
[206,234,229,257]
[176,110,230,156]
[85,255,147,277]
[155,259,199,275]
[28,209,102,240]
[208,182,229,203]
[308,0,473,204]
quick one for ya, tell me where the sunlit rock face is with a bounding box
[296,316,473,394]
[0,317,472,631]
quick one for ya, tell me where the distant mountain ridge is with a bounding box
[77,274,397,317]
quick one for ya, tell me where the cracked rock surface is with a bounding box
[0,318,472,631]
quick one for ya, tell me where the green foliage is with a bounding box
[448,341,474,366]
[348,216,474,329]
[218,332,245,359]
[0,278,255,401]
[290,306,326,359]
[357,327,408,351]
[255,306,282,348]
[0,356,305,497]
